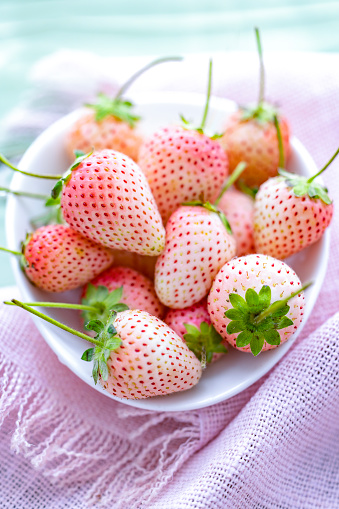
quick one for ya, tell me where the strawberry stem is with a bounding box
[273,114,285,169]
[4,301,98,312]
[0,186,50,200]
[9,299,102,345]
[253,282,312,325]
[214,162,247,206]
[0,153,62,180]
[115,56,183,100]
[0,246,22,256]
[307,147,339,183]
[199,59,212,131]
[255,27,265,106]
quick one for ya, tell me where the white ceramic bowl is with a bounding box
[5,91,330,412]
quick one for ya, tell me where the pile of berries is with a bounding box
[1,33,335,401]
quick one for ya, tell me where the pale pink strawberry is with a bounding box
[220,29,290,189]
[207,254,306,356]
[165,299,227,363]
[217,187,255,256]
[100,309,202,399]
[22,224,114,292]
[59,149,165,255]
[10,302,202,399]
[110,249,157,280]
[66,111,143,162]
[220,111,290,189]
[154,204,236,309]
[83,265,165,319]
[253,157,335,259]
[65,57,182,163]
[138,125,229,224]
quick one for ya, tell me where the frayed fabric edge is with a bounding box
[0,352,202,508]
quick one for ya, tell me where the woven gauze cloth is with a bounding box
[0,51,339,508]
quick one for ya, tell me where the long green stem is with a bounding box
[200,59,213,131]
[214,162,247,206]
[4,301,98,312]
[255,27,265,106]
[253,282,312,325]
[0,153,62,180]
[115,56,183,100]
[0,186,49,200]
[273,114,285,168]
[307,147,339,183]
[0,246,22,256]
[9,299,101,345]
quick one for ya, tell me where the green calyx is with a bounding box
[240,101,279,125]
[86,56,182,127]
[81,313,122,384]
[224,283,310,356]
[20,232,33,270]
[277,146,339,206]
[183,199,232,235]
[180,115,223,140]
[183,321,227,366]
[278,168,332,205]
[85,93,141,127]
[81,284,129,324]
[51,150,93,200]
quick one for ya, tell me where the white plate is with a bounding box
[5,91,330,412]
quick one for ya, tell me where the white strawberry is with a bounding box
[253,147,338,259]
[66,56,182,162]
[207,254,309,356]
[154,203,236,309]
[138,60,229,224]
[53,149,166,256]
[0,224,114,293]
[10,301,202,400]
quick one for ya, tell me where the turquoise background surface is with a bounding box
[1,0,339,286]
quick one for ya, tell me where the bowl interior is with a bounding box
[5,91,330,411]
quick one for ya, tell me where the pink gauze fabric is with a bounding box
[0,51,339,509]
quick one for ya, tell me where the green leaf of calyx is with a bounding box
[51,150,93,200]
[225,283,302,356]
[258,285,271,309]
[81,348,95,361]
[264,329,281,346]
[276,316,294,329]
[183,322,227,363]
[245,288,259,308]
[81,284,129,324]
[92,360,99,384]
[229,293,248,313]
[236,330,253,348]
[224,308,244,321]
[86,93,140,127]
[85,319,105,334]
[250,333,265,356]
[86,314,122,384]
[226,320,245,334]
